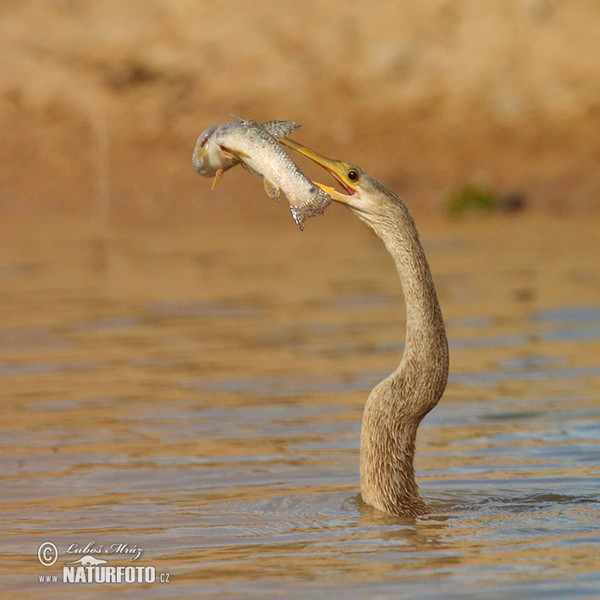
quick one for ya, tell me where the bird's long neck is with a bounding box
[380,203,448,386]
[356,191,448,516]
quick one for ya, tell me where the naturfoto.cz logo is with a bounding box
[37,541,171,585]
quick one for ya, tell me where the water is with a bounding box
[2,207,599,598]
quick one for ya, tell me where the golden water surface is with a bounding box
[2,198,600,599]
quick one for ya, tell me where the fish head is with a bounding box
[193,126,219,176]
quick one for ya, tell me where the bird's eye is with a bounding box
[347,169,359,182]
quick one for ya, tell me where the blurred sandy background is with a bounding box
[1,0,599,223]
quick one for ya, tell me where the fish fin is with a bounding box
[290,208,305,231]
[263,120,301,140]
[263,178,280,199]
[232,148,252,159]
[219,145,252,160]
[211,169,225,190]
[194,146,208,159]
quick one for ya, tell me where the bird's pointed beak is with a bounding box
[280,138,356,203]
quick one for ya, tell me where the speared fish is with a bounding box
[193,119,299,185]
[192,118,331,230]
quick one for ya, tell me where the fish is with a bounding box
[193,119,300,185]
[192,118,331,230]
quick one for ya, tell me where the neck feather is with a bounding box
[353,186,449,516]
[379,201,448,388]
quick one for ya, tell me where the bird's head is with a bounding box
[280,138,395,226]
